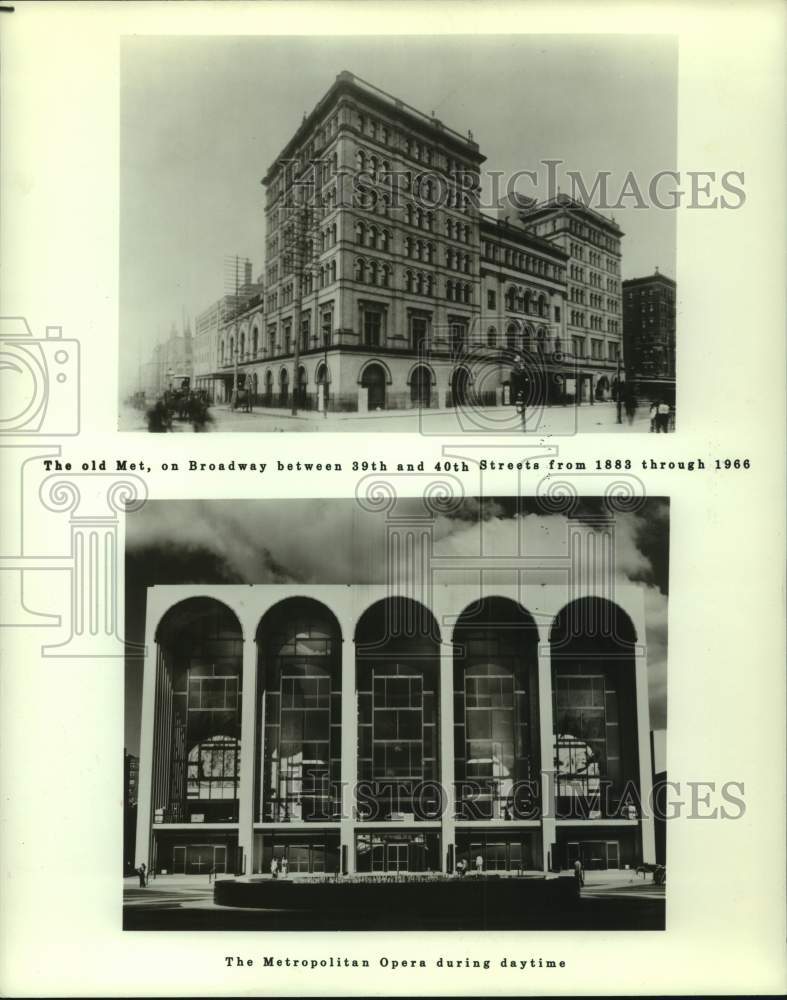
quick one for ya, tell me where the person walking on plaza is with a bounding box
[270,857,279,879]
[475,854,484,876]
[137,862,147,888]
[280,856,289,879]
[649,400,659,432]
[573,857,584,890]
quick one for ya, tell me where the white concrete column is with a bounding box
[134,607,160,870]
[635,647,656,864]
[339,637,357,873]
[439,643,456,873]
[237,636,257,875]
[537,622,556,873]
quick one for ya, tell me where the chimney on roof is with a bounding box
[655,265,660,275]
[245,260,252,286]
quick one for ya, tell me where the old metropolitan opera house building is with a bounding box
[191,71,624,412]
[135,584,656,878]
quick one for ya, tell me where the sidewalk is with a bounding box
[121,400,655,434]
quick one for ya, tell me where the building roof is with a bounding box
[263,70,486,186]
[480,212,569,260]
[622,270,676,289]
[518,194,624,238]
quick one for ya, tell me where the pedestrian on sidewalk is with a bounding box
[510,356,529,431]
[280,856,289,879]
[623,382,638,425]
[270,857,279,879]
[655,399,672,432]
[573,857,584,890]
[137,862,147,888]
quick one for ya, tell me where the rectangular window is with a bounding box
[372,673,423,780]
[449,322,466,360]
[553,675,607,799]
[300,314,310,351]
[321,310,332,347]
[487,289,496,309]
[363,308,383,347]
[410,315,428,352]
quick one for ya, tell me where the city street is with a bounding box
[119,400,656,435]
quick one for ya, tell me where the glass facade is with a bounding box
[145,592,649,877]
[455,831,542,872]
[356,601,440,822]
[551,598,639,821]
[253,831,340,875]
[355,831,441,873]
[453,608,539,821]
[257,606,341,822]
[155,600,243,824]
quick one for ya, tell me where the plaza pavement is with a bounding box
[123,870,665,930]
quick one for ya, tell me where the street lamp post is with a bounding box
[322,331,329,420]
[616,354,623,424]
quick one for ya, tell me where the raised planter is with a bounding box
[214,874,577,917]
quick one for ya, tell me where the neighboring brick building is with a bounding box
[622,269,676,385]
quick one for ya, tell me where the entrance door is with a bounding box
[606,842,620,870]
[410,366,432,408]
[173,846,186,874]
[386,843,408,872]
[213,845,227,874]
[362,364,386,411]
[451,367,471,407]
[289,844,310,873]
[186,844,214,875]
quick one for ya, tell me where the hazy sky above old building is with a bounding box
[124,497,670,761]
[120,34,677,392]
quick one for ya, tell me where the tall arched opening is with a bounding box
[361,362,387,411]
[149,598,243,875]
[452,597,542,873]
[252,598,342,875]
[550,597,640,870]
[354,598,441,873]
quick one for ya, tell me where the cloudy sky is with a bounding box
[124,496,669,759]
[119,34,677,394]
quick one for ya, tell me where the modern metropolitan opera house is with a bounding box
[135,584,656,879]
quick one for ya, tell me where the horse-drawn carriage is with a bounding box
[147,376,212,432]
[229,371,257,412]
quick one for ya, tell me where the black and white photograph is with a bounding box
[118,35,678,435]
[2,2,785,997]
[124,495,669,930]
